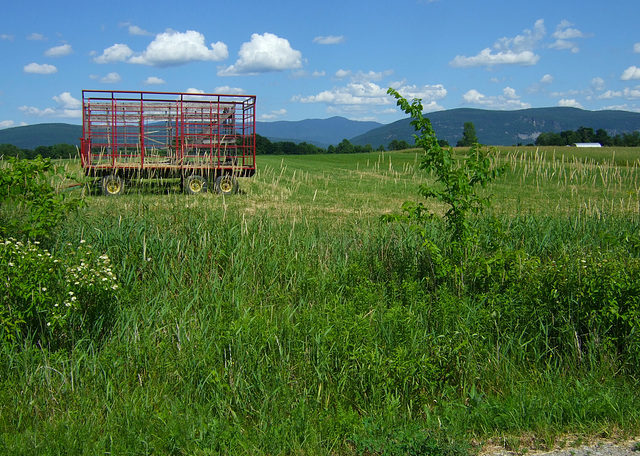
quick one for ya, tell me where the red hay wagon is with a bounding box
[80,90,256,195]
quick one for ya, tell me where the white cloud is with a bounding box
[558,98,583,108]
[27,33,45,41]
[259,109,287,121]
[0,120,16,129]
[591,77,605,91]
[601,104,632,111]
[549,40,579,53]
[213,86,245,94]
[393,83,447,103]
[451,20,544,68]
[294,81,446,114]
[120,22,153,36]
[94,31,228,67]
[549,20,587,53]
[549,89,580,98]
[44,44,72,57]
[1,34,14,41]
[18,92,82,119]
[130,25,151,36]
[100,72,122,83]
[634,43,640,53]
[463,89,485,104]
[450,49,539,67]
[129,30,228,66]
[335,69,351,79]
[351,70,394,82]
[290,69,326,79]
[541,74,554,84]
[294,81,389,105]
[495,19,546,53]
[313,35,345,45]
[19,106,56,116]
[598,90,622,100]
[462,87,531,109]
[52,92,81,109]
[623,87,640,99]
[93,43,134,63]
[144,76,165,85]
[218,33,302,76]
[552,20,585,39]
[621,66,640,81]
[23,63,57,74]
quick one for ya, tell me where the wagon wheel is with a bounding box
[214,175,239,195]
[101,175,124,196]
[184,174,207,195]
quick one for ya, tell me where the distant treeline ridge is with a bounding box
[0,143,78,159]
[2,127,640,160]
[535,126,640,146]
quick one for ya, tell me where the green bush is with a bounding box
[0,156,83,241]
[472,247,640,372]
[0,238,119,348]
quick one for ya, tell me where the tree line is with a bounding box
[255,135,382,155]
[0,143,78,160]
[3,125,640,161]
[535,126,640,147]
[0,136,397,160]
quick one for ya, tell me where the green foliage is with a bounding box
[535,125,640,147]
[352,419,466,456]
[386,88,505,244]
[1,154,640,454]
[255,134,327,154]
[456,121,478,147]
[0,142,78,159]
[388,139,412,151]
[0,238,119,347]
[512,251,640,369]
[0,156,84,241]
[255,134,377,155]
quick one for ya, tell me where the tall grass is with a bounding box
[1,149,639,454]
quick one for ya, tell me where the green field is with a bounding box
[1,147,640,455]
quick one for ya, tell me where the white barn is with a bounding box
[572,142,602,147]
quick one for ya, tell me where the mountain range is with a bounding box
[1,107,640,150]
[352,107,640,147]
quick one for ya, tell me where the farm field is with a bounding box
[1,146,640,455]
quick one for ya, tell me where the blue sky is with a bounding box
[1,0,640,129]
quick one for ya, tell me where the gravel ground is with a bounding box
[480,439,640,456]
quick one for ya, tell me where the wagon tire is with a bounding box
[185,174,207,195]
[214,175,238,195]
[101,175,124,196]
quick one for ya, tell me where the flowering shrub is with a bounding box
[0,238,119,347]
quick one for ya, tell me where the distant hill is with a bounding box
[0,123,82,149]
[256,116,382,147]
[0,117,381,150]
[351,107,640,147]
[2,108,640,150]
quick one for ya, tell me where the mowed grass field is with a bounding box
[2,146,640,455]
[82,145,640,219]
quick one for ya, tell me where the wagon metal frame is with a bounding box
[80,90,256,195]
